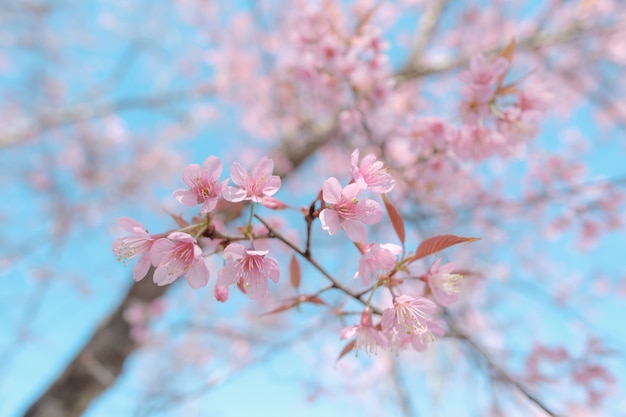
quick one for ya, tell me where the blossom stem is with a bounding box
[255,214,380,314]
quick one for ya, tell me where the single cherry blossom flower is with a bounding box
[381,295,437,336]
[351,149,395,193]
[319,177,382,243]
[150,232,210,289]
[340,309,389,356]
[217,243,280,300]
[400,318,445,352]
[354,242,402,286]
[222,156,281,203]
[174,156,229,214]
[112,216,156,282]
[381,295,443,352]
[427,258,463,306]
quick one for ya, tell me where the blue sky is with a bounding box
[2,2,626,417]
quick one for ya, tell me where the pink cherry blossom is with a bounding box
[381,295,436,336]
[222,156,281,203]
[427,258,462,306]
[217,243,280,300]
[354,242,402,286]
[112,216,156,282]
[459,54,509,104]
[381,295,443,351]
[150,232,210,289]
[340,309,389,356]
[174,155,228,214]
[351,149,395,193]
[319,177,382,243]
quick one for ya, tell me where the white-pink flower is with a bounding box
[217,243,280,300]
[174,156,228,214]
[351,149,395,193]
[340,310,389,356]
[150,232,210,289]
[222,156,281,203]
[427,259,462,306]
[354,242,402,286]
[112,216,156,282]
[381,295,443,351]
[319,177,382,243]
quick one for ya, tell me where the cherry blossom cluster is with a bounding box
[453,49,549,160]
[113,150,472,357]
[113,156,282,300]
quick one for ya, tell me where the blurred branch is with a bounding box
[448,319,563,417]
[0,86,214,148]
[395,20,618,83]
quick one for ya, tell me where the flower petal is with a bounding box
[319,209,340,235]
[322,177,342,204]
[342,219,367,243]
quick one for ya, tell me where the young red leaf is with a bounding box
[382,193,405,244]
[289,254,301,289]
[167,211,190,228]
[413,235,480,261]
[262,299,300,316]
[336,339,356,363]
[304,295,326,306]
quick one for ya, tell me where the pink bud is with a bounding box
[214,285,229,302]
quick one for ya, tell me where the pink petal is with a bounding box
[185,260,210,289]
[223,243,246,261]
[252,156,274,179]
[132,254,152,282]
[342,219,367,243]
[174,189,198,206]
[319,208,341,235]
[203,155,222,180]
[181,164,201,188]
[168,232,196,244]
[229,162,247,186]
[117,216,145,233]
[153,265,179,286]
[340,325,359,340]
[342,180,367,199]
[262,176,281,196]
[245,271,268,300]
[266,258,280,283]
[150,238,175,264]
[200,196,219,214]
[222,186,247,202]
[380,243,402,255]
[217,262,239,286]
[360,199,382,224]
[322,177,342,204]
